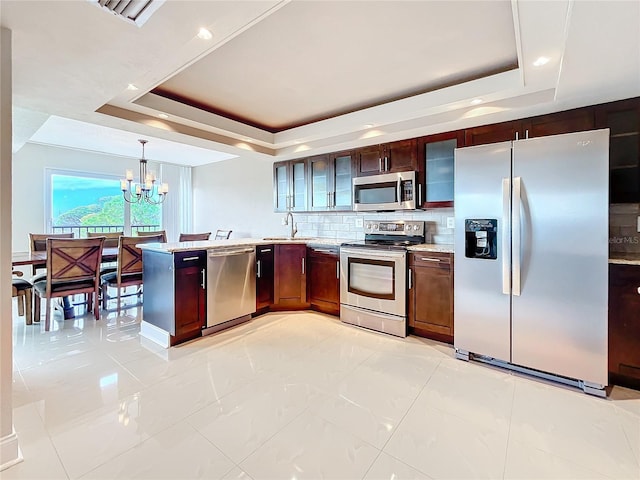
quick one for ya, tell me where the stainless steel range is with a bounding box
[340,220,425,337]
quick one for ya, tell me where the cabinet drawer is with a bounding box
[174,250,206,268]
[409,252,452,268]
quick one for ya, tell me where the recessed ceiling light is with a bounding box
[197,28,213,40]
[158,113,169,119]
[364,124,374,129]
[470,98,483,105]
[127,84,139,91]
[533,56,550,67]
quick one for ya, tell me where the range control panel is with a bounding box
[364,220,425,237]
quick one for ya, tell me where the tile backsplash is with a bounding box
[610,203,640,254]
[292,208,455,244]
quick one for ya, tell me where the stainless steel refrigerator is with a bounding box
[453,129,609,396]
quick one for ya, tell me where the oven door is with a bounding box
[340,247,406,317]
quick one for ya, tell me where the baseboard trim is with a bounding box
[140,321,170,348]
[0,428,23,472]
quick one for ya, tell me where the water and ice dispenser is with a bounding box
[464,219,497,259]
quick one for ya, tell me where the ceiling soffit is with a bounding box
[152,0,518,132]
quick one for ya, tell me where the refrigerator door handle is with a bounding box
[512,176,522,296]
[502,177,511,295]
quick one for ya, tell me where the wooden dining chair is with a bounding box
[87,231,123,248]
[12,271,33,325]
[101,234,163,314]
[32,237,105,331]
[214,229,232,240]
[179,232,211,241]
[88,231,123,275]
[29,232,74,277]
[136,230,167,242]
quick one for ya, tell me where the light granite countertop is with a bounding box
[609,253,640,265]
[407,243,454,253]
[138,237,346,253]
[138,238,455,254]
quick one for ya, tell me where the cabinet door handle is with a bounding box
[379,157,383,172]
[420,257,441,262]
[418,183,422,206]
[257,260,261,278]
[408,268,413,289]
[302,257,305,275]
[330,191,335,208]
[259,248,272,253]
[200,269,206,289]
[326,192,330,207]
[336,260,340,279]
[182,256,199,262]
[384,156,388,172]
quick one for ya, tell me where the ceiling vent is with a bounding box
[88,0,165,27]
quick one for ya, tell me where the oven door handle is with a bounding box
[340,248,406,261]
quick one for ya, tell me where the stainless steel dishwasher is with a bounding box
[205,246,256,333]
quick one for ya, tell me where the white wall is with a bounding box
[193,155,285,238]
[192,154,455,243]
[12,143,161,251]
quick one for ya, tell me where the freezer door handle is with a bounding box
[502,177,511,295]
[512,176,522,296]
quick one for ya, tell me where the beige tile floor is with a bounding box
[5,302,640,479]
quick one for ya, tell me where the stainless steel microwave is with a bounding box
[352,171,418,211]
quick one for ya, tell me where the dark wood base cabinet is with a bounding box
[256,245,274,314]
[408,252,454,344]
[143,250,206,346]
[609,264,640,389]
[272,244,309,310]
[307,246,340,316]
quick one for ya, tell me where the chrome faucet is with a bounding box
[284,211,298,239]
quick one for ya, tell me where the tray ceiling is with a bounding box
[152,1,517,132]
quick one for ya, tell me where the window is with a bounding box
[47,170,161,236]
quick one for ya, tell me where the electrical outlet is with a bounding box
[446,217,455,229]
[355,218,364,228]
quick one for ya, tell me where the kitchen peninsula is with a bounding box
[138,237,453,348]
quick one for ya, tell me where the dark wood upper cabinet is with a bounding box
[273,159,308,212]
[464,120,523,146]
[307,246,340,316]
[356,145,385,176]
[417,131,464,208]
[595,97,640,203]
[524,108,595,138]
[273,244,308,309]
[408,252,453,344]
[256,245,274,313]
[308,151,354,211]
[355,139,418,176]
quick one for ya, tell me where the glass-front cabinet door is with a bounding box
[290,159,307,211]
[273,163,289,212]
[309,154,330,210]
[418,131,463,208]
[331,151,354,210]
[273,159,307,211]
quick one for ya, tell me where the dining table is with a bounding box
[12,247,120,320]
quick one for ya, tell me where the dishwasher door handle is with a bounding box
[208,248,255,257]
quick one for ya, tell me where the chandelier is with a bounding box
[121,139,168,205]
